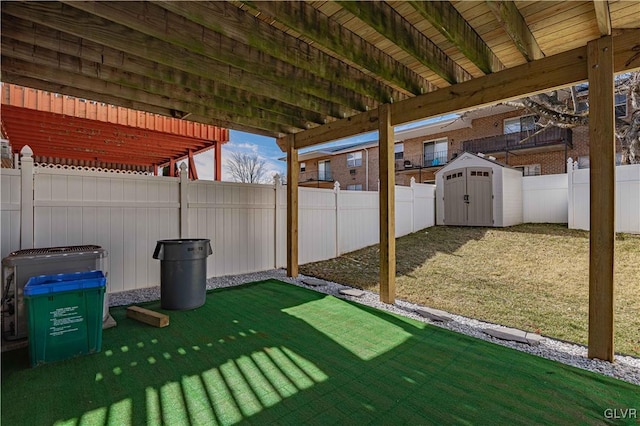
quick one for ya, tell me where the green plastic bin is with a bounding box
[24,270,106,367]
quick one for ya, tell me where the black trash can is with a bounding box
[152,239,213,310]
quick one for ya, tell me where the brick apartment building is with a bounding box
[293,93,630,190]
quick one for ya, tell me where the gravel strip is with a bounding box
[109,269,640,386]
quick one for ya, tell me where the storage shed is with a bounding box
[436,152,523,227]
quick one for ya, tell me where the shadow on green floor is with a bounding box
[2,280,638,425]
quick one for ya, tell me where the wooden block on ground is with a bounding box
[127,306,169,328]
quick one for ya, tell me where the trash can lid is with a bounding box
[24,270,106,296]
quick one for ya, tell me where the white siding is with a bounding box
[522,174,568,223]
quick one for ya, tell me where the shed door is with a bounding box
[443,169,467,225]
[443,167,493,226]
[466,168,493,226]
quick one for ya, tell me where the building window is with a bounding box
[300,162,306,172]
[514,164,541,176]
[423,138,447,167]
[504,115,538,134]
[318,160,331,181]
[394,143,404,160]
[346,184,363,191]
[347,151,362,167]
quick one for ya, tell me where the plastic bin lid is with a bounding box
[2,245,107,266]
[24,270,106,296]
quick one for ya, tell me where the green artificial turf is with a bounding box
[2,280,639,425]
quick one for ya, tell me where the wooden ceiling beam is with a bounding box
[0,74,283,139]
[409,1,503,74]
[2,1,353,120]
[1,16,334,129]
[593,1,612,36]
[62,1,374,114]
[294,29,640,149]
[1,38,319,132]
[1,56,302,136]
[485,1,545,62]
[156,1,406,105]
[338,1,471,84]
[247,1,435,96]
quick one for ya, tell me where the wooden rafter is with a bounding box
[2,74,280,139]
[293,29,640,149]
[2,1,356,121]
[1,39,314,132]
[485,0,545,62]
[338,1,472,84]
[409,0,503,74]
[246,1,434,96]
[0,56,300,136]
[1,16,334,132]
[157,1,406,106]
[593,0,612,36]
[63,1,377,114]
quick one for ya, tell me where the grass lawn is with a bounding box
[300,224,640,357]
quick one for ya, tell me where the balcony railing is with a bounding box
[299,170,333,182]
[395,150,449,171]
[462,127,572,154]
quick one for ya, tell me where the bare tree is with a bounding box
[503,71,640,164]
[226,152,268,183]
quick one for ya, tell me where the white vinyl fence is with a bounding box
[568,161,640,233]
[522,173,568,224]
[1,148,436,293]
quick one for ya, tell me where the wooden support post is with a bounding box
[286,135,299,277]
[379,104,396,304]
[187,149,199,180]
[215,142,223,181]
[19,145,34,249]
[169,158,176,177]
[587,36,615,362]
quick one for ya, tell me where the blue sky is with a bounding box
[194,114,458,181]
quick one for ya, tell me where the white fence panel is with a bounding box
[413,183,436,230]
[298,187,337,264]
[339,189,378,254]
[189,180,277,276]
[0,169,21,259]
[616,165,640,233]
[33,169,180,292]
[522,174,568,223]
[569,164,640,233]
[395,185,414,237]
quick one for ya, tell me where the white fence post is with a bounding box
[179,163,189,238]
[567,158,575,229]
[410,177,416,233]
[334,181,341,257]
[20,146,34,249]
[274,174,282,268]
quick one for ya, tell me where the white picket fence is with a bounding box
[0,148,436,293]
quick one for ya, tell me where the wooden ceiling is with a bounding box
[1,1,639,151]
